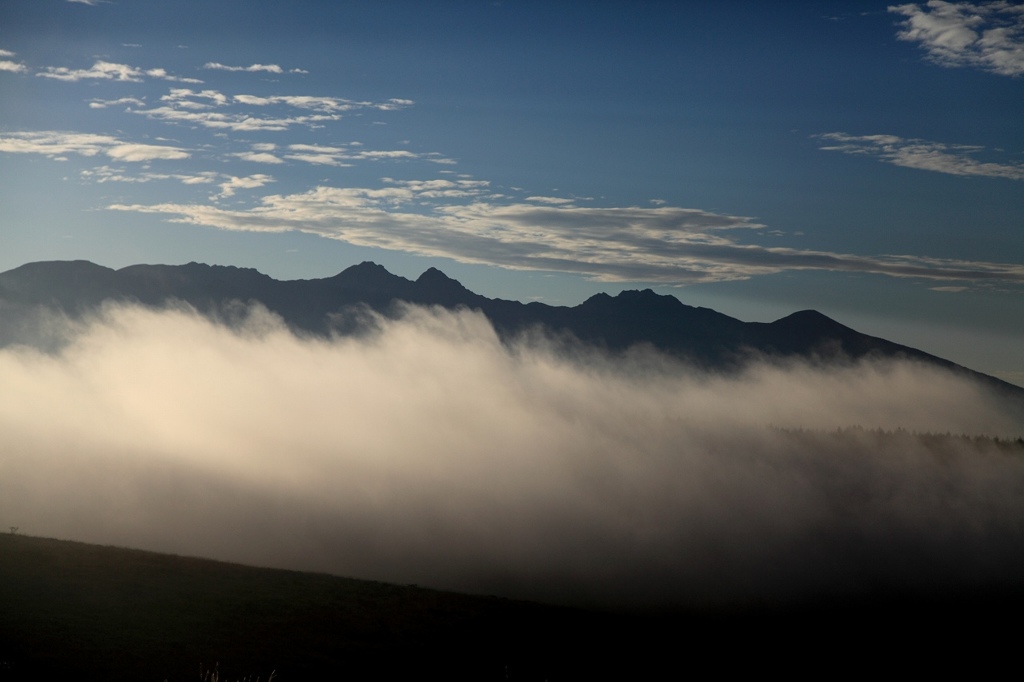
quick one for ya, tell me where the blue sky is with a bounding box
[1,0,1022,384]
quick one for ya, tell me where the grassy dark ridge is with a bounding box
[0,534,692,681]
[2,526,1024,680]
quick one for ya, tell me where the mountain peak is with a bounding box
[771,309,848,333]
[781,309,831,321]
[342,261,392,275]
[414,266,477,304]
[581,288,684,313]
[6,260,114,278]
[581,292,613,305]
[416,267,454,284]
[617,288,673,302]
[331,261,405,287]
[0,260,120,303]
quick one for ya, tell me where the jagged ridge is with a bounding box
[0,259,1018,397]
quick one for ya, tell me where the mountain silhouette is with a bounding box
[0,259,1019,396]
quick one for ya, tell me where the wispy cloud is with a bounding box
[279,144,354,167]
[230,143,282,165]
[232,94,411,113]
[526,196,578,205]
[213,174,275,199]
[88,96,146,110]
[383,178,492,198]
[889,1,1024,76]
[78,165,275,202]
[105,144,192,162]
[80,166,220,185]
[0,131,189,162]
[107,184,1024,284]
[280,143,450,167]
[0,49,27,73]
[233,151,285,164]
[38,60,202,83]
[131,89,413,132]
[817,132,1024,180]
[134,106,337,132]
[203,62,308,75]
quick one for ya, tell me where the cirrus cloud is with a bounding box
[80,166,219,185]
[233,151,285,164]
[131,89,414,132]
[0,131,189,162]
[203,62,308,75]
[817,132,1024,180]
[281,143,450,167]
[107,183,1024,284]
[88,96,147,110]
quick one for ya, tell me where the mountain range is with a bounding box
[0,259,1018,397]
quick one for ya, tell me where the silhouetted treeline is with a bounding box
[771,425,1024,454]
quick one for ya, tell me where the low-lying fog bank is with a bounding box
[1,302,1022,609]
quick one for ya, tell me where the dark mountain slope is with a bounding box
[4,532,1021,680]
[0,260,123,310]
[750,309,953,365]
[533,288,753,363]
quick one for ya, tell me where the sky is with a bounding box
[0,0,1022,384]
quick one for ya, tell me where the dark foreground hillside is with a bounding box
[1,533,1023,680]
[0,534,695,681]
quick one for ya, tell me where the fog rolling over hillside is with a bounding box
[2,299,1022,609]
